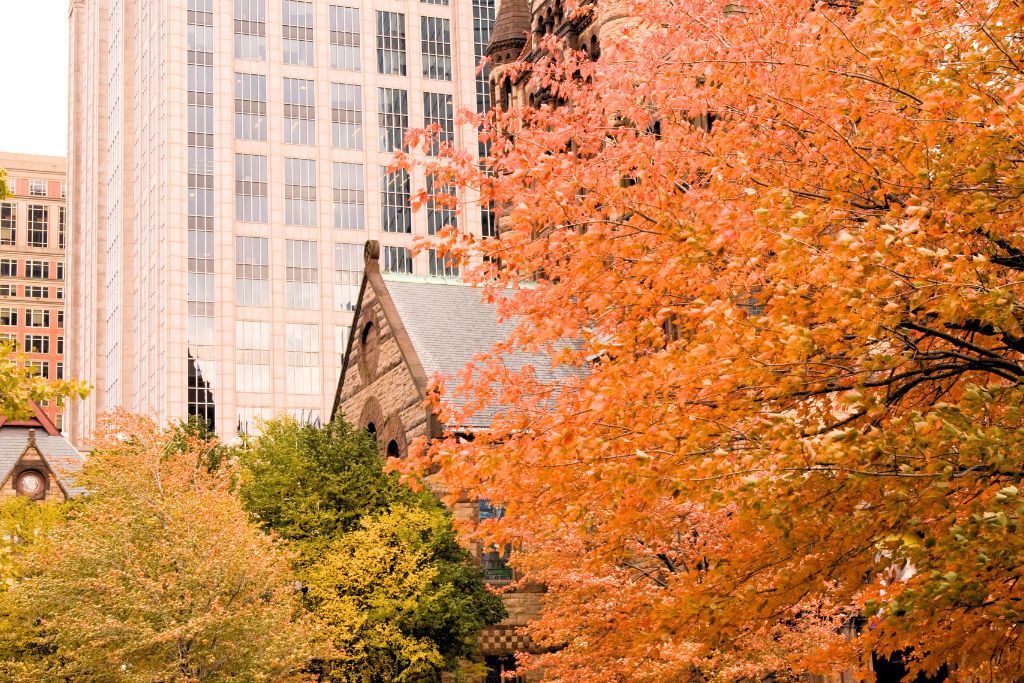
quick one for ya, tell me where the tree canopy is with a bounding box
[402,0,1024,680]
[239,417,506,682]
[0,410,309,682]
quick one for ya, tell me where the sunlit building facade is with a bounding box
[67,0,496,443]
[0,153,68,428]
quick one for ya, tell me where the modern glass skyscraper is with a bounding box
[67,0,496,443]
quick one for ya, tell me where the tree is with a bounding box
[400,0,1024,680]
[0,497,65,591]
[0,340,87,422]
[304,505,508,682]
[0,410,309,682]
[238,417,402,554]
[0,497,68,679]
[239,417,506,682]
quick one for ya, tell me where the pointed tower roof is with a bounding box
[486,0,532,65]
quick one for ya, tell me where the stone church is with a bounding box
[332,240,561,681]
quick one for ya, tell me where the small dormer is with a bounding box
[0,403,85,501]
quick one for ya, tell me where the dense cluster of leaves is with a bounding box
[403,0,1024,680]
[0,410,309,682]
[0,341,87,423]
[239,417,506,682]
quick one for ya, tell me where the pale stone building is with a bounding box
[67,0,498,444]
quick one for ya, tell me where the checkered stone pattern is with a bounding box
[479,624,533,656]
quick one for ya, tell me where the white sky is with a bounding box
[0,1,69,157]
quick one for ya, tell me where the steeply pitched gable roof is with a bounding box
[0,403,85,497]
[333,241,582,430]
[0,427,86,498]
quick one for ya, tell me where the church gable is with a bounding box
[0,429,71,502]
[0,404,85,502]
[333,241,437,459]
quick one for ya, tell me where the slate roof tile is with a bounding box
[383,274,583,428]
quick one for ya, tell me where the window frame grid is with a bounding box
[234,0,267,60]
[377,87,409,152]
[330,82,363,150]
[284,158,318,227]
[26,205,48,248]
[382,246,413,274]
[235,235,270,307]
[0,202,15,246]
[420,16,452,81]
[333,242,362,311]
[285,322,322,395]
[332,162,365,230]
[234,154,269,223]
[380,168,411,234]
[283,77,316,145]
[234,72,268,141]
[235,320,272,393]
[423,92,454,156]
[426,174,458,235]
[282,0,315,66]
[285,239,319,310]
[329,6,361,70]
[375,11,407,76]
[428,248,460,278]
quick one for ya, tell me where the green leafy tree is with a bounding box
[239,417,506,682]
[0,497,66,591]
[0,340,88,421]
[0,410,310,682]
[0,497,69,678]
[239,417,405,553]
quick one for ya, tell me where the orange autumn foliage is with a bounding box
[401,0,1024,681]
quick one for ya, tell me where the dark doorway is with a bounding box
[484,655,521,683]
[872,651,948,683]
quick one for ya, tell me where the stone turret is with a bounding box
[486,0,532,110]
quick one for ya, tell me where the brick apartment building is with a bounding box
[0,153,67,429]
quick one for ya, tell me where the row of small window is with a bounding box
[195,159,433,234]
[0,204,66,249]
[0,284,64,299]
[234,239,457,310]
[0,308,63,328]
[216,2,453,80]
[235,320,325,394]
[186,320,332,397]
[228,78,453,155]
[4,179,66,199]
[0,259,64,280]
[230,159,454,234]
[5,358,63,380]
[0,333,63,355]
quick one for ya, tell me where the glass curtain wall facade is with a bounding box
[68,0,495,443]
